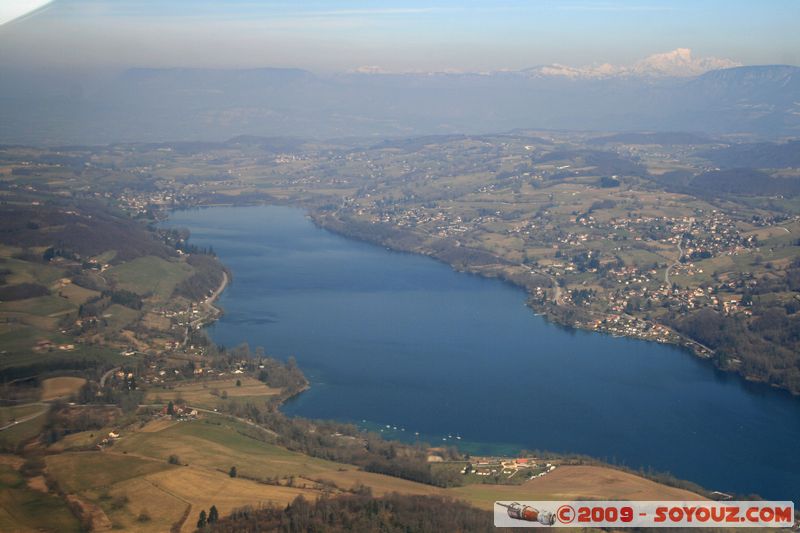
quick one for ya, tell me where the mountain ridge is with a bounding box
[0,63,797,144]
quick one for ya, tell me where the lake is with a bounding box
[166,205,800,502]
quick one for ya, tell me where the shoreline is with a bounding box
[176,200,798,398]
[304,211,783,393]
[170,203,793,501]
[206,270,228,315]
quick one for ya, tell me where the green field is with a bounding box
[101,303,141,330]
[0,405,48,450]
[1,257,65,286]
[0,337,122,375]
[107,256,192,298]
[46,452,175,493]
[0,295,74,317]
[115,417,339,480]
[0,403,44,424]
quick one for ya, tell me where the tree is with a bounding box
[229,466,237,478]
[209,505,219,523]
[197,510,207,528]
[235,379,241,387]
[167,401,174,416]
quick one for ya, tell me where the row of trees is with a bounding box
[203,493,499,533]
[197,505,219,529]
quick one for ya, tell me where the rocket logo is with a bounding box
[496,502,556,525]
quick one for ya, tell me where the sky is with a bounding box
[0,0,798,72]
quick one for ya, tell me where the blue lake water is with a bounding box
[166,205,800,502]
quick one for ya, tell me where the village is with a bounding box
[428,454,559,485]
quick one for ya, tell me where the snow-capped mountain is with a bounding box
[523,48,741,79]
[630,48,740,77]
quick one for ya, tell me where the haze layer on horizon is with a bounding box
[0,0,798,72]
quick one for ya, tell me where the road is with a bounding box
[552,279,563,305]
[519,262,562,305]
[185,271,228,345]
[0,404,48,432]
[665,238,683,286]
[204,271,228,314]
[99,366,121,388]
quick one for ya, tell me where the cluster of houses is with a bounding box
[96,430,120,450]
[33,339,75,352]
[588,314,677,344]
[160,404,199,420]
[463,457,557,480]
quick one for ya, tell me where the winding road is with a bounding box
[184,271,229,345]
[665,238,683,286]
[99,366,121,389]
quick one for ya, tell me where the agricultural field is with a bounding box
[0,404,49,451]
[145,376,280,409]
[0,403,46,426]
[40,377,86,401]
[107,256,193,299]
[0,460,82,533]
[41,414,704,531]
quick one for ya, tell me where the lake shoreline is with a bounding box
[172,200,798,398]
[305,210,796,398]
[167,203,800,501]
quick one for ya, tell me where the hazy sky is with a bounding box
[0,0,798,71]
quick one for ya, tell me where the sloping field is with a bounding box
[106,256,192,298]
[0,463,82,533]
[114,418,339,480]
[96,464,311,533]
[57,282,100,306]
[43,416,706,531]
[145,376,280,409]
[0,404,49,449]
[45,452,174,493]
[138,418,179,433]
[41,377,86,401]
[315,468,445,498]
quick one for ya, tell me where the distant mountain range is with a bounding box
[0,61,797,145]
[520,48,741,79]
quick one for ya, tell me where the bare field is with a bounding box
[41,377,86,401]
[97,465,311,533]
[153,467,309,532]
